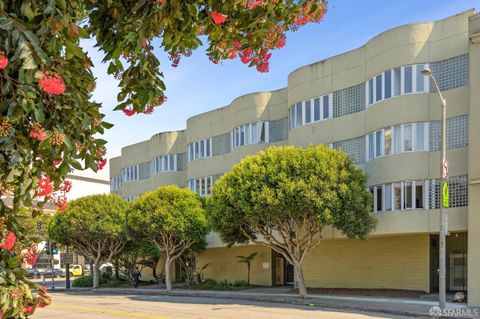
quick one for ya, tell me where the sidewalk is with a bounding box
[47,286,478,318]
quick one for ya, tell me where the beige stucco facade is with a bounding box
[111,11,478,306]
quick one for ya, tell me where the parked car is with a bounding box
[69,265,84,276]
[42,269,65,278]
[25,268,42,279]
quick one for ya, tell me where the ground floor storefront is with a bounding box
[196,233,469,295]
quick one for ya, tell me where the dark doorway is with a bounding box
[430,232,468,292]
[285,263,295,285]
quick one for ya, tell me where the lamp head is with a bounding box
[421,68,432,76]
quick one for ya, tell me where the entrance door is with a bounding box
[285,263,295,285]
[449,253,468,291]
[275,258,284,286]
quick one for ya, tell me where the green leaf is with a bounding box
[125,32,138,43]
[0,15,13,30]
[21,1,36,21]
[33,105,45,122]
[65,41,86,60]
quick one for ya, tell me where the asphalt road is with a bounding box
[32,292,413,319]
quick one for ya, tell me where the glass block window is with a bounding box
[429,115,468,151]
[139,161,151,180]
[429,176,468,209]
[429,55,468,92]
[333,136,365,165]
[269,117,288,143]
[176,153,187,171]
[333,83,365,118]
[212,133,231,156]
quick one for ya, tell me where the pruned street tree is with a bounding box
[128,185,209,292]
[48,194,129,288]
[207,145,376,298]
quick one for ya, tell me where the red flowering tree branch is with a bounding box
[0,0,327,317]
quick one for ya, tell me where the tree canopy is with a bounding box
[207,145,376,297]
[129,185,209,292]
[48,194,129,288]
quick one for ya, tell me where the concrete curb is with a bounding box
[48,287,434,318]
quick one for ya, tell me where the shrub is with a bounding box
[72,275,107,287]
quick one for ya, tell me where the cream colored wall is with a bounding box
[468,12,480,308]
[303,234,430,291]
[287,10,472,104]
[197,245,272,286]
[140,255,176,282]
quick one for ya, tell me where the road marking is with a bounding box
[51,303,169,319]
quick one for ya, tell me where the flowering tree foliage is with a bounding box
[0,0,327,317]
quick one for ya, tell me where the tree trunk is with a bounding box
[294,261,307,298]
[93,261,101,289]
[247,263,250,285]
[152,263,158,283]
[165,257,172,292]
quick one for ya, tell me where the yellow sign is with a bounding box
[442,181,449,208]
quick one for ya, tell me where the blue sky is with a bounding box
[84,0,480,159]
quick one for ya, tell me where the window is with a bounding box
[394,182,402,210]
[368,78,374,105]
[415,180,424,209]
[393,125,401,154]
[367,133,374,161]
[384,70,392,99]
[375,74,382,102]
[376,186,383,212]
[251,123,258,143]
[404,181,413,209]
[295,102,302,127]
[188,138,213,161]
[367,64,427,106]
[290,94,331,128]
[384,127,392,156]
[314,98,321,121]
[403,66,413,94]
[189,176,215,197]
[323,95,330,119]
[305,100,312,124]
[385,184,392,211]
[404,124,413,152]
[393,67,401,96]
[416,123,425,151]
[375,130,383,158]
[416,64,426,92]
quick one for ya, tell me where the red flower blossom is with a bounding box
[210,11,227,24]
[23,305,35,315]
[96,158,107,170]
[156,0,166,3]
[245,0,263,9]
[122,109,136,116]
[53,159,62,166]
[61,180,72,193]
[275,35,286,48]
[29,125,47,141]
[40,286,47,294]
[0,51,8,69]
[38,177,54,197]
[239,48,254,64]
[256,61,270,73]
[0,231,16,250]
[39,72,65,95]
[56,198,68,212]
[23,245,38,266]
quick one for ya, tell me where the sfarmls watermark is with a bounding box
[430,306,479,318]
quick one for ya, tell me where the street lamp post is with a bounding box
[422,68,447,310]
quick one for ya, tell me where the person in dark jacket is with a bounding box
[132,267,141,288]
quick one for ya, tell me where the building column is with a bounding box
[468,13,480,308]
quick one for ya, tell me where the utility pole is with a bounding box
[422,67,448,310]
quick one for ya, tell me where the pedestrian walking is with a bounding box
[132,267,141,288]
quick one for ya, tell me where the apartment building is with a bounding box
[110,10,480,306]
